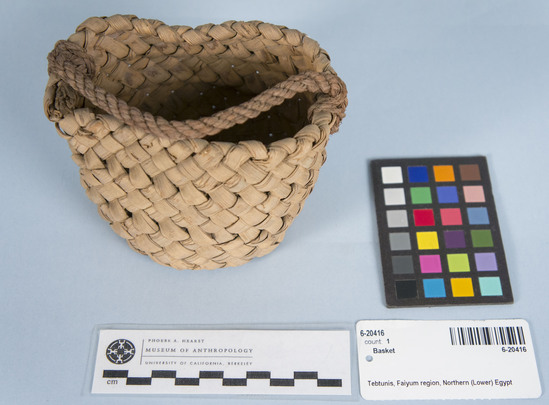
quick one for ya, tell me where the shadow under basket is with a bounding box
[44,15,347,270]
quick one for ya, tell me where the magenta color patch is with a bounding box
[419,255,442,273]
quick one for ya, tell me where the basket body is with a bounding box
[44,15,346,270]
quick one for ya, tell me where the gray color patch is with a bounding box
[386,210,408,228]
[391,255,414,274]
[389,232,411,251]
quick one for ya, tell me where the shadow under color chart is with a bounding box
[371,156,513,307]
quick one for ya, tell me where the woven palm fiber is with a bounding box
[44,15,347,270]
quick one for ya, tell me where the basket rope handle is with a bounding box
[47,40,347,140]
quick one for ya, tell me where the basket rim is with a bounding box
[46,15,347,148]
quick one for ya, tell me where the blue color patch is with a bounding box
[437,186,459,203]
[423,278,446,298]
[408,166,429,183]
[467,207,490,225]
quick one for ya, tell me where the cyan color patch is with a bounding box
[479,277,503,296]
[423,279,446,298]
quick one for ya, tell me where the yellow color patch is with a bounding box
[416,232,439,250]
[451,278,475,297]
[433,165,455,182]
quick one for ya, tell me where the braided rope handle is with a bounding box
[47,40,347,141]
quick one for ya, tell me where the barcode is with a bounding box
[449,326,525,346]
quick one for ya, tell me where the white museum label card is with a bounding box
[92,328,351,396]
[356,319,541,400]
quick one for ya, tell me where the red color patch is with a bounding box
[413,209,435,226]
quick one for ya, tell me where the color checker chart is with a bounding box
[371,157,513,307]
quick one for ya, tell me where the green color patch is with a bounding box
[410,187,432,204]
[471,229,494,248]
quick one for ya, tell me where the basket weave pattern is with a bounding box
[44,15,347,270]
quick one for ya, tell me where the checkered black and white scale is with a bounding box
[103,369,342,387]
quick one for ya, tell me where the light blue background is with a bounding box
[1,1,548,404]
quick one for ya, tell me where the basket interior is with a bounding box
[83,34,317,144]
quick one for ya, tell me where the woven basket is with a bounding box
[44,15,347,270]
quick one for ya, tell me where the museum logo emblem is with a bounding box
[106,339,136,364]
